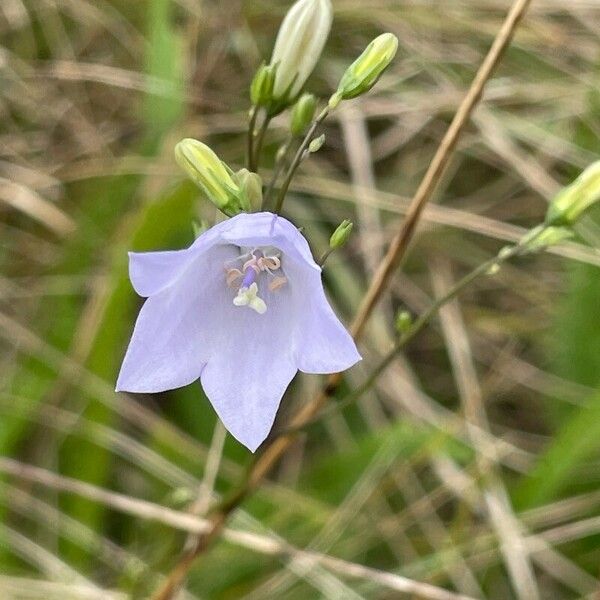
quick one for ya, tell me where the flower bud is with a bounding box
[290,93,317,136]
[335,33,398,101]
[520,225,574,252]
[329,219,353,249]
[250,63,276,107]
[395,310,412,335]
[268,0,333,113]
[233,168,263,212]
[309,134,326,154]
[175,138,248,216]
[545,161,600,226]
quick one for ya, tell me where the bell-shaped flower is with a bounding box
[116,212,361,452]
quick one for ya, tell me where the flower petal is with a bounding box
[200,276,298,452]
[117,245,237,393]
[129,249,193,298]
[220,212,320,273]
[286,262,362,373]
[128,225,225,297]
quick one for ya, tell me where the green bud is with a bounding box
[290,93,317,136]
[309,134,326,153]
[395,310,412,335]
[233,168,263,212]
[329,219,353,249]
[250,63,276,107]
[486,263,501,276]
[167,487,195,506]
[336,33,398,100]
[546,161,600,226]
[175,138,247,216]
[520,225,574,252]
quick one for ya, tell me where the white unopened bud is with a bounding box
[268,0,333,113]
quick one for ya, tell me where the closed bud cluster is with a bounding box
[333,33,398,102]
[290,93,317,136]
[175,139,251,216]
[250,63,276,107]
[267,0,333,115]
[329,219,353,249]
[545,161,600,226]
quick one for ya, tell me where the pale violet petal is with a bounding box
[284,261,361,373]
[200,274,298,452]
[128,225,224,297]
[116,245,237,393]
[129,249,193,298]
[219,212,320,273]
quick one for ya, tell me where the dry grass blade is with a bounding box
[0,576,126,600]
[0,178,75,236]
[0,458,477,600]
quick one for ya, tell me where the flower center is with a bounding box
[225,248,287,314]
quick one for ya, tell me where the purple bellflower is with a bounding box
[116,212,361,451]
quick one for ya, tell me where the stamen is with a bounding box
[269,276,288,292]
[225,268,243,287]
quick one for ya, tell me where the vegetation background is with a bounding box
[1,0,599,598]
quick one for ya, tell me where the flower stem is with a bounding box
[274,106,329,214]
[247,105,259,171]
[264,136,294,208]
[252,113,272,174]
[317,248,333,267]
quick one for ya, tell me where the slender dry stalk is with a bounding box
[151,1,533,598]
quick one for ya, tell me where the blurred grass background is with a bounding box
[1,0,599,598]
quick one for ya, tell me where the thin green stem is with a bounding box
[252,114,272,174]
[274,106,329,214]
[247,106,259,171]
[264,136,294,208]
[318,248,333,267]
